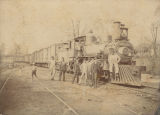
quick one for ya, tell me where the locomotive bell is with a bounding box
[120,28,128,39]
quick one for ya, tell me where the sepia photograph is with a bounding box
[0,0,160,115]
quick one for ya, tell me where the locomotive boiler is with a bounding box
[76,22,135,64]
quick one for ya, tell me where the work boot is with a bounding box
[116,73,119,81]
[51,78,54,80]
[110,72,113,81]
[108,73,111,82]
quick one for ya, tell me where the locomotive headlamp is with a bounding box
[118,47,130,56]
[123,48,129,55]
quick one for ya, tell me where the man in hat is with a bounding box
[79,58,87,85]
[72,59,81,84]
[32,63,38,81]
[59,57,67,81]
[50,56,56,80]
[108,48,121,80]
[102,59,109,80]
[90,56,101,88]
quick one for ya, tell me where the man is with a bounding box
[50,56,56,80]
[108,48,121,81]
[59,57,67,81]
[72,59,81,84]
[32,63,38,81]
[102,59,109,80]
[90,57,100,88]
[155,105,160,115]
[86,58,93,86]
[79,59,87,85]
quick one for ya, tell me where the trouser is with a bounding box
[103,70,109,76]
[59,71,65,81]
[79,71,87,84]
[92,72,97,88]
[51,69,56,80]
[32,70,38,81]
[155,104,160,115]
[109,63,119,74]
[72,73,80,83]
[104,70,110,80]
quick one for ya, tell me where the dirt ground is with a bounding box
[0,66,160,115]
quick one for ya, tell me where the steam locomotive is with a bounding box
[20,21,142,86]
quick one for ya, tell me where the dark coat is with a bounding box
[59,61,67,71]
[74,62,81,74]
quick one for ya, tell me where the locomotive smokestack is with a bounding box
[112,21,121,40]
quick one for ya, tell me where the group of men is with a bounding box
[72,48,121,87]
[49,56,99,87]
[49,51,120,88]
[31,56,67,82]
[73,57,99,87]
[50,57,66,81]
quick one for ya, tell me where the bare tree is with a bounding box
[71,19,81,38]
[71,19,76,38]
[77,20,80,37]
[150,23,159,75]
[151,23,159,58]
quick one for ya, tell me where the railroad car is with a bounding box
[31,44,56,68]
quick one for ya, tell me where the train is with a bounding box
[19,21,144,86]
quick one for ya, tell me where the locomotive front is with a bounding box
[104,22,135,64]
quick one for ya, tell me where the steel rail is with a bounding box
[36,78,79,115]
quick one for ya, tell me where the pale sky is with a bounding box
[0,0,160,54]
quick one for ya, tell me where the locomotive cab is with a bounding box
[74,36,86,57]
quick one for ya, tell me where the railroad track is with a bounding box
[37,69,140,115]
[108,83,160,98]
[0,68,19,94]
[28,67,159,115]
[37,67,160,98]
[2,66,157,115]
[0,75,11,94]
[36,78,79,115]
[0,73,12,93]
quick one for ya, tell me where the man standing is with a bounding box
[59,57,67,81]
[50,56,56,80]
[86,58,93,86]
[102,59,109,80]
[79,59,87,85]
[90,58,97,88]
[108,48,121,81]
[91,57,101,88]
[32,63,38,81]
[72,59,81,84]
